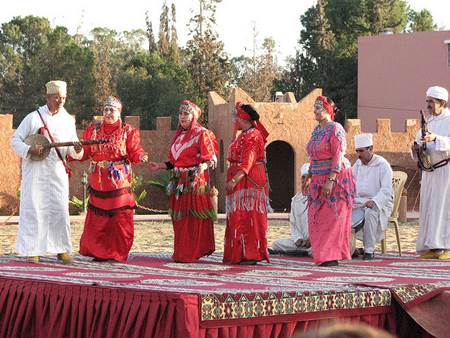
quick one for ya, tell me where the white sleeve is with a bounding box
[434,135,450,152]
[372,164,393,211]
[289,196,302,242]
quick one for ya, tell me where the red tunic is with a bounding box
[78,120,146,261]
[167,123,218,263]
[224,127,270,264]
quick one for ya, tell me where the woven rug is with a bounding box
[1,252,449,324]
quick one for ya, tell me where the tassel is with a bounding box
[226,188,269,214]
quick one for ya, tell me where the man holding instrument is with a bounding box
[11,80,83,263]
[411,86,450,259]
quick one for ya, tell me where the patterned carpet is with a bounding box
[1,252,450,323]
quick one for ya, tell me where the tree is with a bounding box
[169,3,180,63]
[255,37,279,101]
[0,16,95,125]
[292,0,420,122]
[145,11,158,53]
[158,1,171,59]
[408,9,436,32]
[117,52,199,129]
[90,28,113,113]
[231,37,280,102]
[273,53,303,99]
[185,0,231,114]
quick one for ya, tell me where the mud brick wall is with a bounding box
[0,87,422,214]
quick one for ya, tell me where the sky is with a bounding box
[1,0,449,62]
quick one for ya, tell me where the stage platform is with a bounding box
[1,252,450,338]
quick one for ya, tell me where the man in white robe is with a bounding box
[11,80,83,263]
[352,133,393,260]
[270,163,311,256]
[412,86,450,260]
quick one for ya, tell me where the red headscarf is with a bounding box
[234,102,269,143]
[316,96,335,121]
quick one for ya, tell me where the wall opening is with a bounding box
[266,140,295,212]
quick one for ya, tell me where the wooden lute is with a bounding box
[24,134,109,161]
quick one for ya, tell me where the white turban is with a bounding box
[46,80,67,95]
[354,133,373,149]
[300,163,310,177]
[426,86,448,102]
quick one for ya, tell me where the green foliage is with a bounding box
[2,3,434,131]
[185,0,231,114]
[69,195,88,210]
[278,0,434,123]
[0,16,96,126]
[0,12,190,129]
[273,53,303,100]
[408,9,436,32]
[117,52,199,129]
[231,37,280,102]
[147,171,171,195]
[131,174,148,204]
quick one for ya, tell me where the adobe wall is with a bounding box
[0,87,422,215]
[208,87,322,212]
[345,118,421,210]
[0,115,21,214]
[1,114,176,215]
[68,116,176,214]
[208,88,421,212]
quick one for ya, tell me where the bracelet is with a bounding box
[328,177,336,182]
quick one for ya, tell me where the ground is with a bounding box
[0,219,419,256]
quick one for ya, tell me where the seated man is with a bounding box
[352,133,393,260]
[269,163,311,256]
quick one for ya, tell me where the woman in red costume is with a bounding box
[223,103,270,265]
[303,96,355,267]
[77,96,148,262]
[149,100,218,263]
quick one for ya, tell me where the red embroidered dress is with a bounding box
[79,120,146,261]
[167,124,218,262]
[306,122,355,265]
[224,127,270,264]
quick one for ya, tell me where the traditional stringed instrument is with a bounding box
[24,134,109,161]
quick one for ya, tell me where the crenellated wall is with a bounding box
[0,114,176,214]
[0,114,21,215]
[208,88,421,211]
[0,88,422,214]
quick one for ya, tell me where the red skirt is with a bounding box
[80,209,134,262]
[168,169,216,262]
[223,165,270,264]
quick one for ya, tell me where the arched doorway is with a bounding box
[266,141,295,212]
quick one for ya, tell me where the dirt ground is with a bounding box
[0,219,419,256]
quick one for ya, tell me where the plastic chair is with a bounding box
[381,171,408,255]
